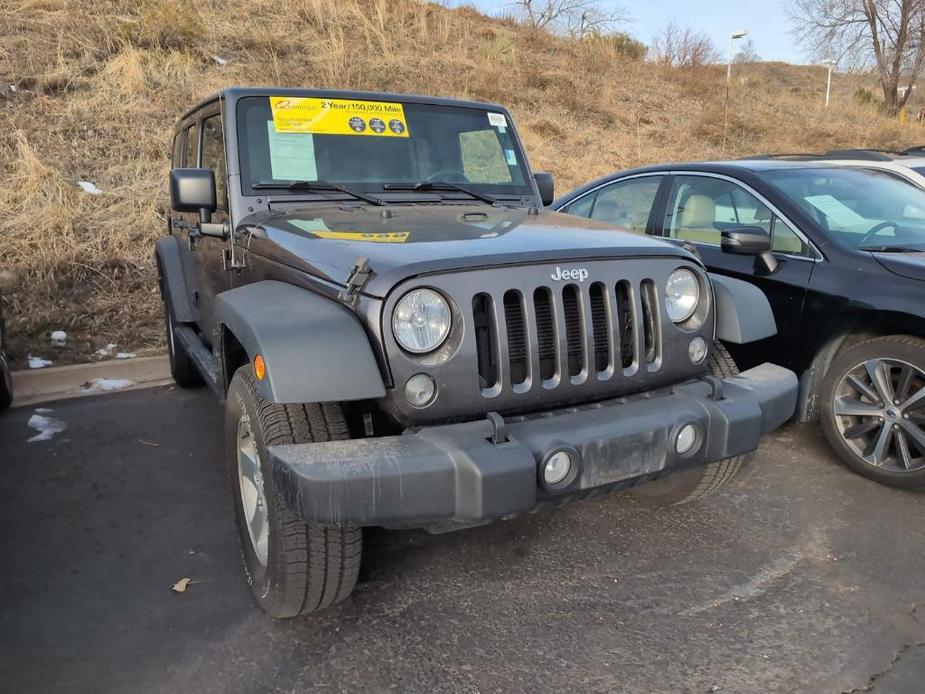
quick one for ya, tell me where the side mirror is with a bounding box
[721,226,778,273]
[170,168,216,223]
[535,172,555,207]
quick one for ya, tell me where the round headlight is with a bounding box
[392,288,451,353]
[665,269,701,323]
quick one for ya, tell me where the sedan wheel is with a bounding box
[832,358,925,472]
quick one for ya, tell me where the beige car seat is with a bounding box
[675,194,719,243]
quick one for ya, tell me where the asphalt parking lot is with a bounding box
[1,386,924,694]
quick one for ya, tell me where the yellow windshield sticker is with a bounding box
[270,97,409,137]
[313,231,410,243]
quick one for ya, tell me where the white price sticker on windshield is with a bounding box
[487,112,507,128]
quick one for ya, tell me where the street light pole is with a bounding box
[727,30,748,82]
[724,30,748,153]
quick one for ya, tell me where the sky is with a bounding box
[446,0,807,64]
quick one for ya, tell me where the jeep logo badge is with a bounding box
[550,266,589,282]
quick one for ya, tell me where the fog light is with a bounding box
[543,450,574,486]
[677,424,698,454]
[404,373,436,408]
[688,336,707,364]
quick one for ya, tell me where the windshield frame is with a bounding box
[234,95,537,202]
[760,165,925,253]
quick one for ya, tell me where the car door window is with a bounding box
[200,115,227,210]
[588,176,662,232]
[564,191,596,218]
[664,175,813,257]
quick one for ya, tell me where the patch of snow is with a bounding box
[76,377,135,394]
[212,55,228,65]
[115,352,136,359]
[34,407,54,414]
[50,330,67,347]
[9,84,17,93]
[28,355,52,369]
[95,343,118,357]
[27,413,67,443]
[77,181,102,195]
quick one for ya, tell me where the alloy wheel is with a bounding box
[237,414,269,566]
[833,357,925,472]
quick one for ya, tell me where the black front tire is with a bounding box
[225,365,362,618]
[630,343,747,505]
[0,352,12,411]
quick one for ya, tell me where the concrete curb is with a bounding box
[11,356,173,407]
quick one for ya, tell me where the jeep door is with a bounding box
[192,109,231,343]
[656,173,817,369]
[170,118,202,326]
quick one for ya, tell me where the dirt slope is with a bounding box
[2,0,922,366]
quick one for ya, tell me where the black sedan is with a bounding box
[553,160,925,489]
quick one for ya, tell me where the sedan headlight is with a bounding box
[392,288,451,353]
[665,268,700,323]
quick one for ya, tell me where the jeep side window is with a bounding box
[589,176,662,232]
[200,115,227,210]
[184,124,197,168]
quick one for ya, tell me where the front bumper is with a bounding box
[269,363,797,530]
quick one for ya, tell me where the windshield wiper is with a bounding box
[382,181,497,205]
[857,244,924,252]
[253,180,386,206]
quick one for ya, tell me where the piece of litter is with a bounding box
[9,84,17,93]
[27,413,67,443]
[28,355,52,369]
[212,55,228,65]
[115,352,136,359]
[138,438,159,447]
[187,549,196,556]
[77,181,102,195]
[75,377,135,394]
[50,330,67,347]
[171,577,194,593]
[95,343,118,357]
[34,407,53,414]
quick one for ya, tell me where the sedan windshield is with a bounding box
[236,96,531,199]
[763,167,925,251]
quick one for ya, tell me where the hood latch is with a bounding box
[339,257,373,307]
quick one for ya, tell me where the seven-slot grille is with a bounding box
[472,278,661,396]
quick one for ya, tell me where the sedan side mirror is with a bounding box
[170,168,217,224]
[721,226,778,273]
[535,172,555,207]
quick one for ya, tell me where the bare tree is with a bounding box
[788,0,925,115]
[734,38,761,64]
[512,0,627,37]
[651,21,721,67]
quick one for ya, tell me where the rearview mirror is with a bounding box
[535,172,555,207]
[721,226,778,273]
[170,168,216,223]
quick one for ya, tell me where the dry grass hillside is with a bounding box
[2,0,924,366]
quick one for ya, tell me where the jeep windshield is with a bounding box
[237,96,532,201]
[763,167,925,251]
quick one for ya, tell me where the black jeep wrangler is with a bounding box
[157,88,797,618]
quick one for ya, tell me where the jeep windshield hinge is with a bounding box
[339,257,373,307]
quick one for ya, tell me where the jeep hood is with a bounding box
[871,251,925,282]
[242,204,695,297]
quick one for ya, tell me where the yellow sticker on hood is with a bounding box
[313,231,410,243]
[270,97,409,137]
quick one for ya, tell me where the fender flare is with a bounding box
[154,236,195,323]
[709,273,777,345]
[214,280,386,404]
